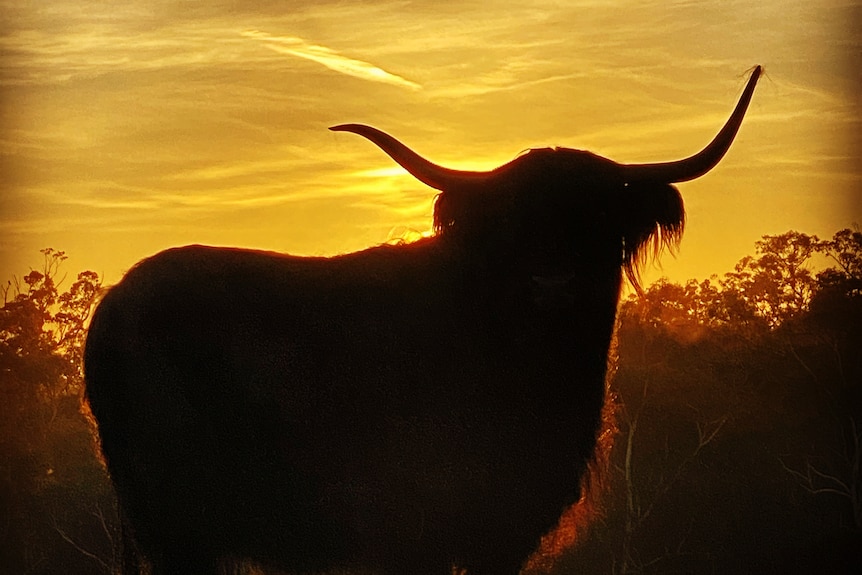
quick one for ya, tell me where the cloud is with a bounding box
[242,30,421,91]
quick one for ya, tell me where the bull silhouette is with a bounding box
[85,67,761,575]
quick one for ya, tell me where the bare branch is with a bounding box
[780,457,853,501]
[52,519,111,572]
[695,416,727,454]
[91,502,118,550]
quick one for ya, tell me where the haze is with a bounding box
[2,0,860,287]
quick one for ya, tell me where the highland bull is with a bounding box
[85,67,761,575]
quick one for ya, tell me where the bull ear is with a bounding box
[621,65,761,184]
[329,124,492,191]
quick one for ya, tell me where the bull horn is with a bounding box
[621,65,761,183]
[329,124,490,191]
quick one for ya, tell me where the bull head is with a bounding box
[331,66,761,286]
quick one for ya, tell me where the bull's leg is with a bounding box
[458,552,527,575]
[148,545,218,575]
[462,564,522,575]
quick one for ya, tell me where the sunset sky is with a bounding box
[2,0,860,289]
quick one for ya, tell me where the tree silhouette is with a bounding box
[0,249,117,574]
[782,229,862,533]
[721,231,820,328]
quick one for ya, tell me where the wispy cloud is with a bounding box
[242,30,421,91]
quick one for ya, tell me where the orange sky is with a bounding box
[2,1,860,288]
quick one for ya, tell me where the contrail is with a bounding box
[243,30,421,91]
